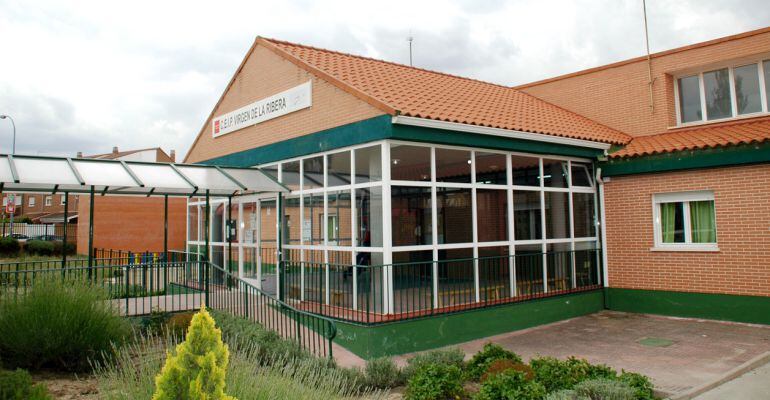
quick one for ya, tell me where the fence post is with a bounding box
[62,192,69,271]
[87,185,95,281]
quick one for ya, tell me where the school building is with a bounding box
[184,26,770,358]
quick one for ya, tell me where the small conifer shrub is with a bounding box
[152,306,236,400]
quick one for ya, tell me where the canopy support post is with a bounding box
[204,190,210,307]
[277,192,284,301]
[227,195,232,277]
[163,194,168,262]
[87,185,95,281]
[62,192,68,271]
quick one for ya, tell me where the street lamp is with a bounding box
[0,115,15,154]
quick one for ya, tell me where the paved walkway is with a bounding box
[392,311,770,398]
[694,360,770,400]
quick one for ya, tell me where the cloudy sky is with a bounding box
[1,0,768,160]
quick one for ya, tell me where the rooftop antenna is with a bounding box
[407,33,414,66]
[642,0,655,113]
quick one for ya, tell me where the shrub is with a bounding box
[363,357,402,389]
[98,332,375,400]
[530,356,603,392]
[0,237,19,257]
[466,343,522,380]
[152,307,236,400]
[571,378,636,400]
[475,369,546,400]
[480,359,535,382]
[51,241,75,256]
[0,369,51,400]
[0,277,131,371]
[405,363,464,400]
[209,309,309,363]
[166,312,194,338]
[402,347,465,380]
[618,371,656,400]
[25,240,54,256]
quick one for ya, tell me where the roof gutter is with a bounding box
[391,116,612,151]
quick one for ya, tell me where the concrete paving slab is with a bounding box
[693,360,770,400]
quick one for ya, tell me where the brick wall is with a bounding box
[518,28,770,137]
[604,164,770,296]
[185,44,385,164]
[76,196,186,254]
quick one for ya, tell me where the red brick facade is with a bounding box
[604,164,770,297]
[76,196,186,254]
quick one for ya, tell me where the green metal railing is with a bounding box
[282,248,602,324]
[0,257,337,358]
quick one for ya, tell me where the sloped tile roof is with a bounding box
[259,38,631,145]
[610,116,770,158]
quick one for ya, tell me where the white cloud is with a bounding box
[0,0,767,160]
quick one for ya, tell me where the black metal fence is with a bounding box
[0,258,337,358]
[283,249,602,324]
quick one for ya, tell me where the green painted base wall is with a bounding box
[335,290,604,359]
[606,288,770,325]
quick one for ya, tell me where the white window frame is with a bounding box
[44,196,52,207]
[28,196,35,207]
[674,57,770,127]
[651,191,718,252]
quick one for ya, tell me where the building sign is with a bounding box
[212,81,312,138]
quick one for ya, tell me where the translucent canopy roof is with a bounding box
[0,154,288,197]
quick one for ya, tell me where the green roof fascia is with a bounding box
[601,141,770,177]
[197,115,605,167]
[390,124,604,159]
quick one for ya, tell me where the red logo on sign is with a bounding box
[214,120,220,134]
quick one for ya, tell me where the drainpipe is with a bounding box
[596,166,610,309]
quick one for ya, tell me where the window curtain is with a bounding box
[660,203,677,243]
[690,201,716,243]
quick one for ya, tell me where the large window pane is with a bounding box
[574,241,599,287]
[436,187,473,244]
[303,156,323,189]
[327,190,352,246]
[438,248,475,307]
[261,164,279,182]
[704,68,732,120]
[282,161,300,190]
[678,75,703,123]
[356,187,383,247]
[302,193,323,245]
[543,159,569,188]
[283,197,301,245]
[515,244,544,296]
[391,186,432,246]
[690,200,716,243]
[435,148,471,183]
[391,144,430,181]
[476,189,508,242]
[478,245,511,301]
[327,151,351,187]
[659,202,685,243]
[513,191,542,240]
[546,242,572,291]
[573,193,596,238]
[475,152,507,185]
[734,64,762,115]
[355,145,382,183]
[545,192,570,239]
[511,156,540,186]
[392,250,432,312]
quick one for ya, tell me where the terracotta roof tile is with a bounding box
[259,38,631,145]
[610,116,770,158]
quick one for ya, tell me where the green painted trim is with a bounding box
[601,142,770,176]
[606,288,770,325]
[197,115,605,167]
[390,124,604,159]
[197,115,393,166]
[334,290,604,359]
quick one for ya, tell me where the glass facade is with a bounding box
[187,140,600,313]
